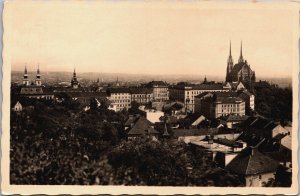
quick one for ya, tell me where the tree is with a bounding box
[89,97,98,111]
[128,101,140,115]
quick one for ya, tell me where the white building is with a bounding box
[139,107,164,123]
[12,101,23,112]
[107,88,132,111]
[169,83,230,112]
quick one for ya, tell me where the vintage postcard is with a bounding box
[1,0,299,195]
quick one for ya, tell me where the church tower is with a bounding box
[23,66,29,86]
[35,64,42,86]
[238,41,244,64]
[226,41,234,82]
[71,68,79,89]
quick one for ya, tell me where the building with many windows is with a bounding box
[130,87,153,104]
[107,87,132,111]
[169,83,231,112]
[194,92,245,118]
[146,81,169,102]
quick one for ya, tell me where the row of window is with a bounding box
[113,93,131,95]
[114,100,131,103]
[132,99,152,102]
[220,109,243,113]
[113,96,131,99]
[132,94,152,98]
[116,104,131,108]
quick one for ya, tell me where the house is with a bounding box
[127,117,159,140]
[265,151,291,169]
[124,115,139,130]
[189,136,246,167]
[12,101,23,112]
[163,101,185,115]
[226,147,279,187]
[221,114,248,128]
[181,113,207,128]
[241,116,283,141]
[174,127,242,143]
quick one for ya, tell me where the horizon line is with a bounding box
[11,70,291,79]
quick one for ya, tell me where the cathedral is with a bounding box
[226,41,256,87]
[22,65,42,86]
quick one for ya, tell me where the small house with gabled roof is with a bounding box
[127,117,159,140]
[226,147,279,187]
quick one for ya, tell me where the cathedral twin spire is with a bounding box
[227,41,244,70]
[226,41,245,82]
[227,41,234,73]
[238,41,244,64]
[23,64,41,86]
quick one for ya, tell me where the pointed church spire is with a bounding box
[238,40,244,63]
[73,67,77,77]
[240,41,243,56]
[226,41,234,82]
[35,64,41,86]
[24,65,28,74]
[203,75,207,84]
[71,67,79,89]
[37,64,40,74]
[23,64,29,86]
[229,40,232,56]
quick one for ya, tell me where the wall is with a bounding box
[245,172,275,187]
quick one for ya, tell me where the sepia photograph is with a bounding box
[1,1,299,195]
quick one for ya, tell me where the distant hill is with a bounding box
[11,71,291,88]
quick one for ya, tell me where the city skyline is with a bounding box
[7,1,296,78]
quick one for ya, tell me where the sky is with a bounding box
[5,1,297,78]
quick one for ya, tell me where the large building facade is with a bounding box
[194,92,245,118]
[226,42,256,88]
[107,88,132,111]
[130,87,153,104]
[147,81,169,102]
[169,83,231,112]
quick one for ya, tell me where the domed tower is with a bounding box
[71,68,79,89]
[35,64,42,86]
[226,41,234,82]
[23,66,30,86]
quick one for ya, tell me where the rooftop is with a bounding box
[226,147,279,175]
[127,117,159,135]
